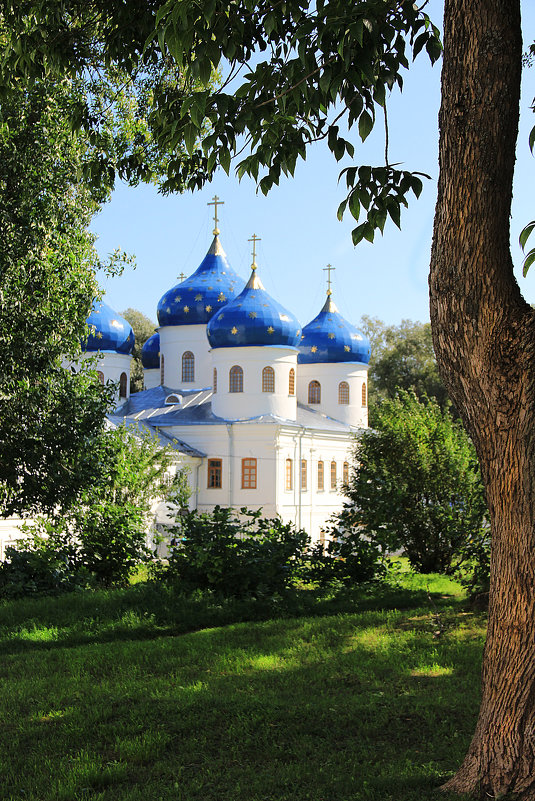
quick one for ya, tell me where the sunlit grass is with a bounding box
[0,570,484,801]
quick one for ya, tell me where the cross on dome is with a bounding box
[323,263,335,296]
[178,272,187,282]
[208,195,224,235]
[248,233,261,270]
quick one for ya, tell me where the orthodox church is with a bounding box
[0,199,371,555]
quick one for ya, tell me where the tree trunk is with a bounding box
[430,0,535,796]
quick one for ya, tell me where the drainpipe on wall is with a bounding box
[227,423,234,508]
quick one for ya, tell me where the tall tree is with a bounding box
[121,308,157,393]
[3,0,534,795]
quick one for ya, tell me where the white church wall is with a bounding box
[297,362,369,428]
[210,346,298,421]
[159,324,212,389]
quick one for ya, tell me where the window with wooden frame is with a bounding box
[182,351,195,382]
[213,367,217,393]
[338,381,350,404]
[317,460,324,491]
[330,460,337,490]
[301,459,307,491]
[285,458,293,490]
[262,366,275,393]
[229,365,243,393]
[241,458,257,489]
[207,459,222,488]
[308,380,321,404]
[288,368,295,396]
[160,353,165,385]
[119,372,128,398]
[362,381,367,406]
[343,461,349,485]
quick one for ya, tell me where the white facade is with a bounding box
[297,362,369,428]
[159,323,213,389]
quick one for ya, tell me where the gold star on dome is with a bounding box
[189,287,194,291]
[280,314,289,321]
[205,305,213,312]
[249,311,257,319]
[231,326,238,335]
[175,295,181,301]
[211,270,216,274]
[344,345,351,352]
[301,334,305,340]
[218,293,227,302]
[166,306,171,313]
[216,279,222,283]
[195,294,202,301]
[267,326,274,334]
[218,314,224,320]
[328,333,335,339]
[183,305,190,313]
[311,345,317,353]
[263,304,269,308]
[208,286,214,290]
[96,331,103,339]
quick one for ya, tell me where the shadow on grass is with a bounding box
[0,609,485,801]
[0,581,464,656]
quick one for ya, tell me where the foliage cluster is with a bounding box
[0,426,174,596]
[341,391,488,576]
[121,308,158,393]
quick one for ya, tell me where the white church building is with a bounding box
[0,202,371,555]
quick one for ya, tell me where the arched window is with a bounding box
[317,460,324,491]
[343,461,349,485]
[362,381,367,406]
[97,371,104,385]
[308,380,321,404]
[119,372,128,398]
[338,381,350,405]
[285,458,293,490]
[160,353,165,386]
[262,366,275,393]
[229,365,243,393]
[288,368,295,396]
[330,460,337,490]
[213,367,217,393]
[182,351,194,383]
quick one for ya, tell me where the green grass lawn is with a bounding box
[0,572,485,801]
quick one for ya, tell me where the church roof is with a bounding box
[298,293,370,364]
[141,332,160,369]
[83,300,135,355]
[157,235,243,327]
[206,265,301,349]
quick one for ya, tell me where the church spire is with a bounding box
[321,264,338,312]
[245,233,264,289]
[207,195,225,256]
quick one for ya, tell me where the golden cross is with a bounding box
[323,263,335,295]
[248,233,261,269]
[178,272,187,282]
[207,195,224,235]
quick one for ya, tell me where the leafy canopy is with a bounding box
[2,1,440,242]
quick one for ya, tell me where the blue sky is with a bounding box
[91,2,535,330]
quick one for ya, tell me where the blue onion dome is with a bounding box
[207,265,301,349]
[83,300,135,354]
[157,235,243,327]
[141,332,160,369]
[298,292,370,364]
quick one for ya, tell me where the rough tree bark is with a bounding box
[430,0,535,796]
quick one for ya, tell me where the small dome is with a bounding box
[141,332,160,369]
[84,301,135,354]
[298,294,370,364]
[207,267,301,349]
[157,235,243,327]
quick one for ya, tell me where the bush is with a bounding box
[340,391,488,575]
[0,544,92,599]
[161,506,310,598]
[304,528,386,586]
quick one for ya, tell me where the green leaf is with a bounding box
[523,249,535,277]
[184,124,196,155]
[529,125,535,154]
[337,198,348,221]
[519,221,535,251]
[219,147,231,175]
[386,200,401,229]
[352,222,368,246]
[348,191,361,221]
[358,110,373,142]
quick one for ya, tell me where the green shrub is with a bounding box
[0,544,92,599]
[162,506,310,598]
